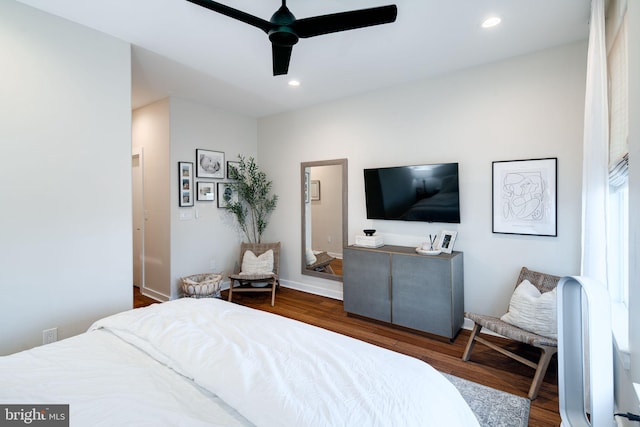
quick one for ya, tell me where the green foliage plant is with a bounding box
[225,155,278,243]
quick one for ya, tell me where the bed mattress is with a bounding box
[0,298,479,427]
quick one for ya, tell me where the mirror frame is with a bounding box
[300,159,348,281]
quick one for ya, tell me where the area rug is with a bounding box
[443,373,530,427]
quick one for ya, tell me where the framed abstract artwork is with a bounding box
[492,158,557,236]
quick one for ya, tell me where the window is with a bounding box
[607,182,628,306]
[606,10,629,308]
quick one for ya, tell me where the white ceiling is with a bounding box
[17,0,591,118]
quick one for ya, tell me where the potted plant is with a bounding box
[225,155,278,243]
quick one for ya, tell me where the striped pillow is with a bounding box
[500,279,557,339]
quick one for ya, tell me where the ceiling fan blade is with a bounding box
[293,5,397,38]
[272,43,293,76]
[185,0,272,33]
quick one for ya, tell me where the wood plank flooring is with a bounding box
[134,286,561,426]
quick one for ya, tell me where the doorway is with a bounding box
[132,150,144,290]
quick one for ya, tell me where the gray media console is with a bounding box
[343,245,464,339]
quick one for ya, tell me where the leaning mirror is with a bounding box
[300,159,348,281]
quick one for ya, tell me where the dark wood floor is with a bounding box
[133,286,560,426]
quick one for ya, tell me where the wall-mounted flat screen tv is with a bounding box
[364,163,460,223]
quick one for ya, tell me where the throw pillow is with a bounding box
[500,279,557,339]
[240,249,274,275]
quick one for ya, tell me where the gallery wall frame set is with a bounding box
[180,150,244,206]
[492,157,557,237]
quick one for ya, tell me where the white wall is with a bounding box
[169,98,258,298]
[0,1,132,355]
[259,41,587,311]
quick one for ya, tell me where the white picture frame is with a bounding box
[438,230,457,254]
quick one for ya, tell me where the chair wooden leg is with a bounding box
[528,345,557,400]
[228,280,234,303]
[270,278,276,306]
[462,322,482,361]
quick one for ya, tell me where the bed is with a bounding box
[0,298,479,426]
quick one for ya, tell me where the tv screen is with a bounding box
[364,163,460,223]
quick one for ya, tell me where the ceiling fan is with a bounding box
[185,0,398,76]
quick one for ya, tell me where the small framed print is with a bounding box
[226,161,240,180]
[197,182,215,201]
[217,182,238,208]
[438,230,457,254]
[196,149,224,179]
[178,162,194,207]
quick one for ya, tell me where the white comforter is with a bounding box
[1,298,479,426]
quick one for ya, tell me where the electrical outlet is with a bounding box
[43,327,57,345]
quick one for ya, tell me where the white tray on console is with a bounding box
[415,247,441,256]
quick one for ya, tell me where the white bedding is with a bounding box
[1,298,479,427]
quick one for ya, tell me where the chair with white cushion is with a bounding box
[462,266,561,400]
[228,242,280,306]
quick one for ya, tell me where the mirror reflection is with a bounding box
[301,159,348,281]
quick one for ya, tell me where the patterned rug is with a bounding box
[443,373,530,427]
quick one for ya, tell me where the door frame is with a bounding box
[132,148,145,290]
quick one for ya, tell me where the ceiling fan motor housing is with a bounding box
[269,5,298,46]
[269,27,299,46]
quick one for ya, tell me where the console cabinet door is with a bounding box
[343,248,391,322]
[391,254,453,337]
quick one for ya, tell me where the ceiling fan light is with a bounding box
[481,16,501,28]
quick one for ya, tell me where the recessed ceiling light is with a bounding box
[288,80,301,87]
[481,16,501,28]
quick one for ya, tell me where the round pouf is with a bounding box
[181,273,223,298]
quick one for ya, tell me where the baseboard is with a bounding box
[140,286,170,302]
[279,279,343,301]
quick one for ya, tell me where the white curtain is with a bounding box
[581,0,609,285]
